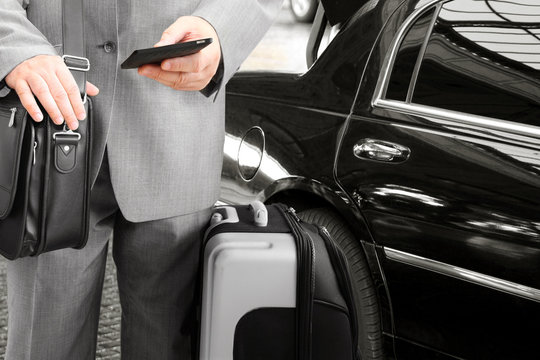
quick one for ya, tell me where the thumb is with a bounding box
[86,81,99,96]
[154,18,190,47]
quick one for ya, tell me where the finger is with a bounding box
[138,64,175,83]
[86,81,99,96]
[173,79,211,91]
[26,75,64,125]
[46,74,79,130]
[161,52,204,73]
[14,80,44,122]
[155,19,191,47]
[56,66,86,121]
[138,64,210,90]
[138,64,196,86]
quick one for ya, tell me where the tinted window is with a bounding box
[386,8,435,101]
[412,0,540,125]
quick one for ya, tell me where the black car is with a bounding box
[221,0,540,359]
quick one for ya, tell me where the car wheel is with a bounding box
[297,207,384,360]
[290,0,318,23]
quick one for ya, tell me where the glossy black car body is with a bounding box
[222,0,540,359]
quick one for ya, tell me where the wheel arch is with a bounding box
[260,177,369,242]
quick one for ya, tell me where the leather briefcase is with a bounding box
[0,0,92,260]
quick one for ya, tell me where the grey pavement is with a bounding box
[0,4,310,359]
[241,2,312,73]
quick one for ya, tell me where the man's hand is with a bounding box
[138,16,221,91]
[5,54,99,130]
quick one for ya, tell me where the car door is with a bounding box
[336,0,540,358]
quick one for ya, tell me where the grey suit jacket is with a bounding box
[0,0,281,222]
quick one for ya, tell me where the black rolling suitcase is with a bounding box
[199,201,360,360]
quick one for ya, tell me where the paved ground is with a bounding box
[241,2,311,73]
[0,4,310,359]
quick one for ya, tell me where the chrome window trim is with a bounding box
[372,0,442,103]
[385,247,540,303]
[376,99,540,138]
[405,3,442,102]
[371,0,540,140]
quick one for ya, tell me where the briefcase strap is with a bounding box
[62,0,88,101]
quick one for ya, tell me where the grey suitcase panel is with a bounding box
[200,203,297,360]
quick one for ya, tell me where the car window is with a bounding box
[382,0,540,127]
[386,8,435,101]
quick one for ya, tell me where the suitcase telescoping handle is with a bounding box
[249,200,268,227]
[209,206,238,225]
[207,201,268,232]
[204,201,269,244]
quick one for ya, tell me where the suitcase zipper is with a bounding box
[280,205,315,360]
[318,226,360,360]
[33,141,37,165]
[287,206,301,222]
[8,107,17,127]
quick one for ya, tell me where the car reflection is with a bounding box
[224,133,290,181]
[463,209,540,238]
[371,184,447,207]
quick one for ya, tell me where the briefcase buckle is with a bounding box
[53,127,81,142]
[62,55,90,72]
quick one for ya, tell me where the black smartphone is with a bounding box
[120,38,213,69]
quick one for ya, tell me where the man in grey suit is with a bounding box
[0,0,282,358]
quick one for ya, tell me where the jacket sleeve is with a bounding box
[0,0,57,81]
[192,0,283,95]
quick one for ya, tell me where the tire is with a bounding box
[298,208,384,360]
[290,0,318,23]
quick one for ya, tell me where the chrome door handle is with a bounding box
[353,139,410,163]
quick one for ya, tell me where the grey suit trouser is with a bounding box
[6,154,212,360]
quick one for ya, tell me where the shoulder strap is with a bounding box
[62,0,88,101]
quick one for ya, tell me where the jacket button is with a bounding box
[103,41,116,53]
